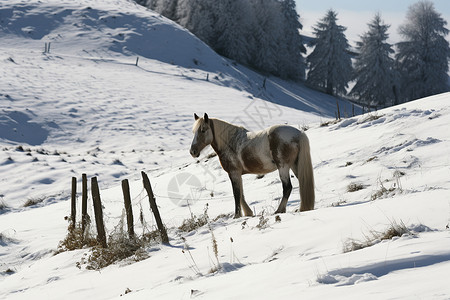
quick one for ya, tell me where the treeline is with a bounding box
[137,0,449,108]
[137,0,306,80]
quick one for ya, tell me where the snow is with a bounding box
[1,0,450,299]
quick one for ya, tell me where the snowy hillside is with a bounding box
[1,0,450,299]
[0,0,342,209]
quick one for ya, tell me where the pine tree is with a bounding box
[396,0,450,101]
[250,0,282,75]
[138,0,307,81]
[278,0,306,80]
[351,14,397,108]
[215,0,253,65]
[306,9,353,96]
[176,0,217,45]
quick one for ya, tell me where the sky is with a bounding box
[296,0,450,45]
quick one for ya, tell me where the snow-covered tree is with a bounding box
[351,14,397,108]
[306,9,353,96]
[396,0,450,101]
[250,0,282,75]
[214,0,253,65]
[138,0,306,81]
[176,0,217,45]
[277,0,306,80]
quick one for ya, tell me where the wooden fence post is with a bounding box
[336,99,341,120]
[71,177,77,227]
[141,171,169,244]
[81,173,88,234]
[91,177,107,248]
[121,179,135,238]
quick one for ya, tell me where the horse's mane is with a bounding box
[192,117,244,150]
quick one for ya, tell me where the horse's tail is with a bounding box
[298,131,315,211]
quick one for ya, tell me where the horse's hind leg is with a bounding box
[275,166,292,214]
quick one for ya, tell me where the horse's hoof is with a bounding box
[233,213,241,219]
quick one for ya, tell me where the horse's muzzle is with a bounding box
[190,148,200,158]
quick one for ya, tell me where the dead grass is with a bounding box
[343,220,410,253]
[358,113,384,124]
[57,223,98,253]
[366,156,378,163]
[178,205,209,233]
[320,119,341,127]
[371,185,397,201]
[347,183,365,193]
[256,211,270,230]
[58,214,158,270]
[23,196,46,207]
[371,173,403,201]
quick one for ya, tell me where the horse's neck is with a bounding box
[210,118,246,155]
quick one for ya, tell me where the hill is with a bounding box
[1,0,450,299]
[1,0,342,209]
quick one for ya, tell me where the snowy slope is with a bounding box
[0,0,340,209]
[1,0,450,299]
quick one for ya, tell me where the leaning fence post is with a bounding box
[141,171,169,244]
[71,177,77,228]
[91,177,107,248]
[81,173,88,234]
[121,179,135,238]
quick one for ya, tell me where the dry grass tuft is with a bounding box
[343,220,410,253]
[23,196,46,207]
[57,222,98,253]
[178,205,209,233]
[58,214,158,270]
[347,183,365,193]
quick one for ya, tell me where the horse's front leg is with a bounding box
[229,173,253,218]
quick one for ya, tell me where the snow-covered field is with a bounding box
[1,0,450,299]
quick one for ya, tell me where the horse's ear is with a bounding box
[194,113,199,120]
[204,113,209,124]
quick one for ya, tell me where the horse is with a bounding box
[190,113,315,218]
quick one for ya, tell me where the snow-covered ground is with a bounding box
[1,0,450,299]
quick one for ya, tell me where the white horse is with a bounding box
[190,113,315,218]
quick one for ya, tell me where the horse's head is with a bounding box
[190,113,213,158]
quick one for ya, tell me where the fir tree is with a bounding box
[351,14,397,108]
[396,0,450,101]
[138,0,307,81]
[176,0,217,45]
[215,0,253,65]
[278,0,306,80]
[306,9,353,96]
[250,0,282,75]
